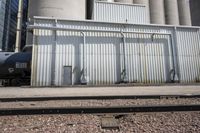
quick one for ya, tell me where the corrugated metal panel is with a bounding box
[84,32,120,85]
[31,29,54,86]
[93,1,148,24]
[125,33,173,84]
[176,27,200,83]
[31,18,200,86]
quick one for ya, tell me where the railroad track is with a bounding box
[0,104,200,116]
[1,94,200,102]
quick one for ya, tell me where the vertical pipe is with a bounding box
[149,0,165,24]
[133,0,150,23]
[164,0,180,25]
[121,32,128,82]
[178,0,191,26]
[15,0,23,52]
[80,32,87,84]
[51,19,57,86]
[169,34,177,82]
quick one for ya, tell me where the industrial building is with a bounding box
[0,0,28,52]
[25,0,200,86]
[0,0,199,86]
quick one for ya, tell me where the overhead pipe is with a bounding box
[28,25,172,36]
[151,33,177,82]
[15,0,23,52]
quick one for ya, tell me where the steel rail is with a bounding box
[0,104,200,116]
[0,95,200,102]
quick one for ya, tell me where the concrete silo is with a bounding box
[178,0,191,26]
[28,0,86,20]
[133,0,150,23]
[149,0,165,24]
[114,0,133,4]
[164,0,180,25]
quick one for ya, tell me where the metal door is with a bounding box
[63,66,72,86]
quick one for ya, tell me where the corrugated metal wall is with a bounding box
[176,27,200,83]
[93,1,148,24]
[125,33,173,84]
[31,18,200,86]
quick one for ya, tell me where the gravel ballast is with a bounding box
[0,112,200,133]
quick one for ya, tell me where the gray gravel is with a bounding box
[0,98,200,132]
[0,98,200,109]
[0,112,199,133]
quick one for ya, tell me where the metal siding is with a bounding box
[31,18,200,86]
[31,20,54,86]
[93,2,148,24]
[125,33,173,83]
[85,32,120,84]
[55,31,82,86]
[176,28,200,83]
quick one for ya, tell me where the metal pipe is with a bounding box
[27,25,171,35]
[51,19,58,86]
[121,32,128,82]
[170,27,180,82]
[80,32,87,84]
[169,34,177,82]
[15,0,23,52]
[33,16,199,28]
[151,33,177,82]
